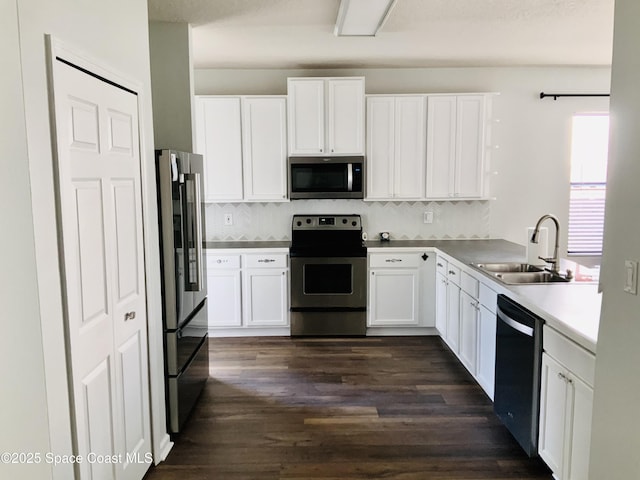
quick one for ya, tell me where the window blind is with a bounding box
[567,183,606,255]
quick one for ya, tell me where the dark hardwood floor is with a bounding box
[145,336,552,480]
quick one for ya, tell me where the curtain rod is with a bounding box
[540,92,610,101]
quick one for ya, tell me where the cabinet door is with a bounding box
[477,304,496,400]
[366,96,395,199]
[242,97,288,201]
[459,291,478,375]
[426,96,456,198]
[195,97,244,201]
[327,78,365,155]
[539,353,569,476]
[368,269,419,326]
[455,95,485,198]
[207,270,242,327]
[394,96,426,199]
[287,79,325,155]
[566,374,593,480]
[243,269,288,327]
[435,273,448,336]
[445,281,461,353]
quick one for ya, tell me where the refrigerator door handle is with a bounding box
[192,172,204,292]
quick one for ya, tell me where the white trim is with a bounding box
[44,35,171,474]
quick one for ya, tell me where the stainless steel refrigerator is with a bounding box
[155,149,209,433]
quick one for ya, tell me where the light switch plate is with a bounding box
[624,260,638,295]
[423,211,434,224]
[224,213,233,226]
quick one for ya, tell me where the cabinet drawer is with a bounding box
[206,254,241,269]
[435,256,448,275]
[447,264,461,285]
[479,282,498,313]
[543,326,596,387]
[461,271,479,297]
[369,253,421,268]
[244,253,288,269]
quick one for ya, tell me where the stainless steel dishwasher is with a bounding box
[494,294,544,457]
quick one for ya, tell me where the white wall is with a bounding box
[9,0,169,477]
[0,2,52,478]
[149,22,195,152]
[195,67,610,250]
[590,0,640,477]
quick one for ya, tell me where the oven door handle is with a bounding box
[497,306,534,337]
[347,163,353,192]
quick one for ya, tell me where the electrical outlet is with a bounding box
[224,213,233,226]
[423,211,434,224]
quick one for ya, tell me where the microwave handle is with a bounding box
[347,163,353,192]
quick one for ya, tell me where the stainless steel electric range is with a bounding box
[289,214,367,336]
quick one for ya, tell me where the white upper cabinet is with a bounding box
[195,96,244,201]
[195,95,288,203]
[366,95,426,200]
[288,77,365,156]
[241,97,288,201]
[426,94,488,199]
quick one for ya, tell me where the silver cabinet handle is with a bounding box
[258,258,276,263]
[124,311,136,321]
[557,372,573,384]
[437,262,444,267]
[385,258,403,263]
[448,270,456,275]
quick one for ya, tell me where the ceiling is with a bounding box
[147,0,615,69]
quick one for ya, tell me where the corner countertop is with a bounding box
[205,238,601,353]
[367,239,601,354]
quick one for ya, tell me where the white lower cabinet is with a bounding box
[539,326,595,480]
[206,254,242,327]
[434,253,499,400]
[243,268,288,326]
[435,272,448,336]
[368,250,435,328]
[369,268,419,326]
[206,250,289,331]
[459,290,478,375]
[476,281,498,400]
[445,280,461,352]
[477,303,497,399]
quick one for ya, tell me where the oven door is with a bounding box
[290,256,367,309]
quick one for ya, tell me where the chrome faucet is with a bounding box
[531,214,560,273]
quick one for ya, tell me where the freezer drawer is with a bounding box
[167,333,209,433]
[165,299,208,376]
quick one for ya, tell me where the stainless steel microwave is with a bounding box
[288,156,365,199]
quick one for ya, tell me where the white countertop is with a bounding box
[367,239,601,354]
[505,284,600,354]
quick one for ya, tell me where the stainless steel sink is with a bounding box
[492,271,570,284]
[472,262,571,284]
[473,262,544,273]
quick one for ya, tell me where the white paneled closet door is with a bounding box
[51,58,151,480]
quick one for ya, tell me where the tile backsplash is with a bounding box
[204,200,490,241]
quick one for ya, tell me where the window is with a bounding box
[568,114,609,255]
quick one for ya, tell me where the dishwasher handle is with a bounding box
[497,306,534,337]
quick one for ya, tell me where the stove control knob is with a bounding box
[306,218,311,224]
[352,221,357,227]
[296,221,302,227]
[342,218,348,224]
